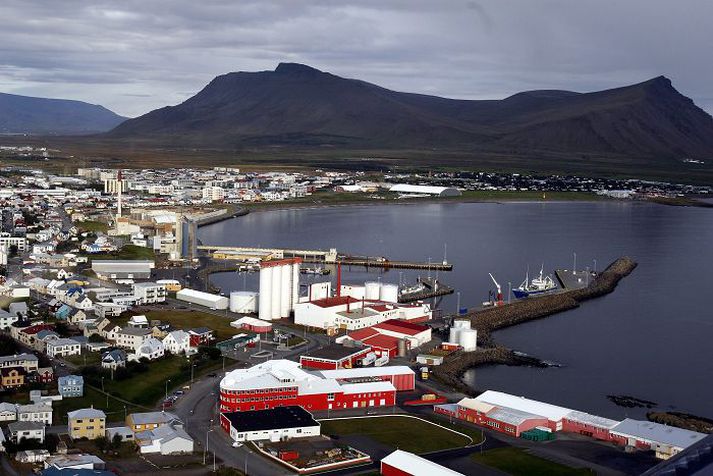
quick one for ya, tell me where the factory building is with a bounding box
[381,450,465,476]
[294,296,431,331]
[299,345,372,370]
[434,391,706,459]
[258,258,301,321]
[91,260,155,280]
[230,316,273,333]
[221,406,320,443]
[176,288,229,310]
[219,360,407,413]
[336,319,432,357]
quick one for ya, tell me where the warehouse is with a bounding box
[381,450,465,476]
[221,406,320,442]
[176,288,229,310]
[609,419,707,460]
[230,316,272,333]
[91,260,155,280]
[219,360,398,413]
[388,184,461,197]
[299,345,372,370]
[317,366,415,391]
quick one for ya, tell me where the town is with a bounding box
[0,163,708,476]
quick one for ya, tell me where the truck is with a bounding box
[374,354,389,367]
[420,366,429,380]
[358,352,377,367]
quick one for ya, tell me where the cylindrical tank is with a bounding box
[380,283,399,303]
[291,262,300,312]
[397,338,408,357]
[258,266,272,320]
[271,265,282,320]
[365,281,381,300]
[280,263,291,318]
[453,318,471,329]
[448,327,461,344]
[230,291,259,313]
[459,328,478,351]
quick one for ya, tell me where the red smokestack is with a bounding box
[336,262,342,297]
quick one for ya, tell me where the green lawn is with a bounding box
[472,448,594,476]
[77,220,109,233]
[142,309,246,341]
[420,413,484,444]
[100,354,224,406]
[88,244,156,261]
[53,386,143,424]
[320,416,472,453]
[64,352,101,367]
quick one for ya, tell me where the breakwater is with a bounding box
[195,206,249,227]
[431,257,637,393]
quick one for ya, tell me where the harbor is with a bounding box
[398,276,454,303]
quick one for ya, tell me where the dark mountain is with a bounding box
[107,63,713,159]
[0,92,126,135]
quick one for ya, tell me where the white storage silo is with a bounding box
[459,328,478,351]
[380,283,399,303]
[292,261,300,311]
[280,262,291,318]
[230,291,259,313]
[448,327,461,344]
[271,264,282,320]
[258,265,272,321]
[340,284,365,300]
[365,281,381,300]
[453,319,471,329]
[309,281,331,301]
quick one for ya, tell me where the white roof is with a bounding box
[457,397,495,414]
[221,360,318,391]
[475,390,572,422]
[129,314,149,323]
[565,410,619,430]
[389,184,455,195]
[176,288,227,303]
[231,316,272,328]
[317,366,414,379]
[381,450,464,476]
[68,408,106,419]
[340,380,396,394]
[610,419,707,449]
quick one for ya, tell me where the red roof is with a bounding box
[310,296,359,308]
[368,304,390,312]
[346,328,380,341]
[373,319,429,336]
[21,324,54,335]
[260,258,302,268]
[362,334,400,350]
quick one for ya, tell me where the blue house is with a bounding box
[55,304,72,320]
[58,375,84,398]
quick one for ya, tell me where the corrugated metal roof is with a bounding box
[381,449,465,476]
[611,418,707,449]
[476,390,573,421]
[318,366,414,379]
[565,410,619,429]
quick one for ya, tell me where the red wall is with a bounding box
[381,462,413,476]
[456,407,548,437]
[299,358,339,370]
[562,418,612,441]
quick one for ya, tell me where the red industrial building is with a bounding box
[299,345,372,370]
[337,319,432,357]
[219,360,414,413]
[381,450,464,476]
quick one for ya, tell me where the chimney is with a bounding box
[336,263,342,297]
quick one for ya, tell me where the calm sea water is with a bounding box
[200,202,713,420]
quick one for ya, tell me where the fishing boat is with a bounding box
[300,266,330,275]
[513,266,557,298]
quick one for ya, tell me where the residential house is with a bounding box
[134,423,194,455]
[0,353,39,373]
[58,375,84,398]
[15,449,50,464]
[0,308,20,329]
[126,412,180,432]
[93,302,126,318]
[46,338,81,358]
[34,329,60,352]
[31,367,54,384]
[162,330,192,355]
[131,337,165,361]
[115,327,152,350]
[17,324,55,347]
[101,349,127,370]
[55,304,72,320]
[132,282,167,304]
[151,323,173,339]
[127,315,149,328]
[67,309,88,325]
[8,421,45,443]
[44,453,106,471]
[8,301,28,318]
[0,402,17,421]
[0,367,25,389]
[188,327,214,346]
[16,404,52,424]
[106,426,134,443]
[68,408,106,440]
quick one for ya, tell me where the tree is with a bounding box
[111,433,123,449]
[88,333,104,343]
[199,345,221,360]
[95,436,108,451]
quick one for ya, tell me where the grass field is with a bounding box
[473,448,594,476]
[53,386,143,424]
[87,244,156,261]
[141,309,244,341]
[319,416,472,453]
[64,352,101,367]
[101,354,224,406]
[77,220,109,233]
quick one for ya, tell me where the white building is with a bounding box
[0,402,17,421]
[16,404,52,425]
[202,186,225,202]
[46,338,81,358]
[115,327,152,349]
[9,421,45,444]
[222,406,320,443]
[131,337,165,361]
[176,288,229,310]
[162,330,192,355]
[135,423,194,454]
[132,282,167,304]
[381,450,465,476]
[0,234,28,252]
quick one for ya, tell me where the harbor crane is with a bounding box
[489,273,505,306]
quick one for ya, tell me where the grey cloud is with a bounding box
[0,0,711,117]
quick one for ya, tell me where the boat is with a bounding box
[513,266,557,298]
[300,266,330,275]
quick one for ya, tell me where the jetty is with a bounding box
[430,256,638,393]
[398,277,454,303]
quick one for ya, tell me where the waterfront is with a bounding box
[200,201,713,420]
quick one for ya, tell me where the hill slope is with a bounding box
[107,63,713,159]
[0,92,126,135]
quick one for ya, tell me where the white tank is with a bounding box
[271,265,282,320]
[258,266,272,321]
[340,285,365,300]
[453,318,471,329]
[379,283,399,303]
[292,262,300,312]
[448,327,461,344]
[280,263,291,318]
[365,281,381,300]
[309,282,331,301]
[459,328,478,351]
[230,291,259,313]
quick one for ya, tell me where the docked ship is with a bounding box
[513,267,558,298]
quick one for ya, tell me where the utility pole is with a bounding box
[165,379,171,401]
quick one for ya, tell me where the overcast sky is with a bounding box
[1,0,712,118]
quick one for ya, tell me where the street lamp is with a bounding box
[203,421,213,465]
[165,379,171,401]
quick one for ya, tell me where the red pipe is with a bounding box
[337,262,342,297]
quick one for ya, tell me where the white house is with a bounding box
[8,421,45,444]
[16,403,52,425]
[131,337,165,361]
[132,282,167,304]
[115,327,152,349]
[127,315,149,328]
[46,338,81,358]
[134,423,194,455]
[162,330,192,355]
[0,402,17,421]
